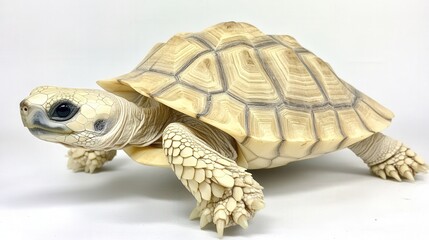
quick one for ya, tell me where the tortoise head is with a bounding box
[20,86,122,149]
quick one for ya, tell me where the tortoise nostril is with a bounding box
[20,100,29,113]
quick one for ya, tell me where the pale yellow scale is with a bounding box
[98,22,393,169]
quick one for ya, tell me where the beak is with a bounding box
[19,99,72,133]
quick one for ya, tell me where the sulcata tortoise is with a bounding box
[20,22,426,236]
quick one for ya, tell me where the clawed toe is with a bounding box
[200,208,212,228]
[215,219,225,237]
[190,183,264,237]
[371,146,426,182]
[236,215,248,229]
[195,199,260,236]
[388,170,402,182]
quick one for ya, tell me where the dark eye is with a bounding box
[49,101,79,121]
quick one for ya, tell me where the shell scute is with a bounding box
[179,52,223,93]
[220,45,279,103]
[299,52,355,105]
[258,44,325,105]
[200,94,247,143]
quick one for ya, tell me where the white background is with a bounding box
[1,0,428,239]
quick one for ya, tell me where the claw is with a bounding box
[200,216,210,228]
[410,162,421,173]
[216,219,225,237]
[414,156,425,165]
[377,170,387,180]
[200,209,211,228]
[189,207,200,220]
[414,165,426,173]
[88,164,97,173]
[251,199,265,211]
[389,171,402,182]
[237,215,248,229]
[403,171,415,181]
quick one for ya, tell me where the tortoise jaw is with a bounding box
[28,125,70,137]
[20,100,73,136]
[24,115,74,144]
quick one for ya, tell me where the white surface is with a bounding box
[1,0,429,239]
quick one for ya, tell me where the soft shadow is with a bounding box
[8,152,370,208]
[4,152,373,234]
[7,157,191,207]
[250,152,370,196]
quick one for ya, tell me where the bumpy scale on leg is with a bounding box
[67,148,116,173]
[350,133,427,181]
[163,123,264,237]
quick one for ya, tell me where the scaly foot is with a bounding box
[67,148,116,173]
[189,169,264,237]
[371,145,427,181]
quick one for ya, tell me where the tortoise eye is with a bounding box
[49,101,79,121]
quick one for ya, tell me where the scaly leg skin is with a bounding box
[350,133,427,181]
[67,148,116,173]
[163,123,264,237]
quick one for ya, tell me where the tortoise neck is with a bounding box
[126,96,173,147]
[99,95,173,149]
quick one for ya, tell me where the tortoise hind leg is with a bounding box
[162,122,264,237]
[349,133,427,181]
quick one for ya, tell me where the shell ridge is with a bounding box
[151,78,178,97]
[135,43,165,70]
[196,94,212,118]
[147,68,174,76]
[254,40,278,49]
[243,106,250,144]
[333,110,346,137]
[187,35,214,50]
[352,104,376,134]
[269,35,293,49]
[274,105,286,141]
[214,51,228,92]
[175,49,213,76]
[253,47,287,103]
[308,110,321,155]
[218,41,254,51]
[176,76,211,95]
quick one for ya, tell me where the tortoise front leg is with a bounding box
[67,148,116,173]
[162,123,264,237]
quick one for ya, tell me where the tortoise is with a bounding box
[19,22,426,236]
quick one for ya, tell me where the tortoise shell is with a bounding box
[98,22,393,169]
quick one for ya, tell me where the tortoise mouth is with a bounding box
[29,127,62,136]
[28,126,70,140]
[27,127,78,147]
